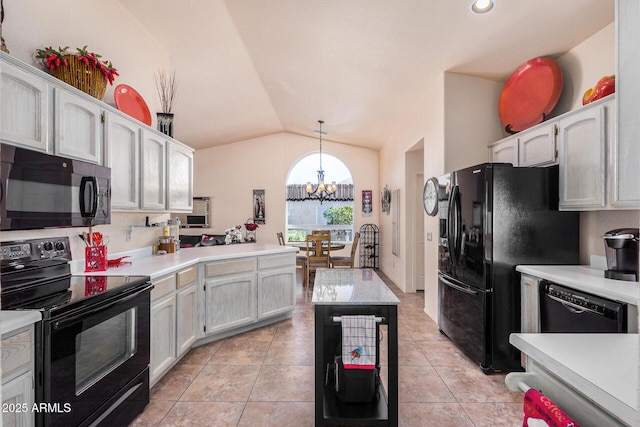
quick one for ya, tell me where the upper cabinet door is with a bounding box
[518,124,557,167]
[558,104,606,210]
[614,0,640,208]
[0,60,49,152]
[141,130,167,210]
[167,141,193,212]
[105,111,140,210]
[488,136,518,165]
[54,88,102,164]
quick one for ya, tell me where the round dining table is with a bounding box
[291,241,346,251]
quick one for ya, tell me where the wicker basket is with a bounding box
[51,55,107,100]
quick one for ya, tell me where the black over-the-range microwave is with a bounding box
[0,143,111,231]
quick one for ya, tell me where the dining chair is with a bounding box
[312,230,331,237]
[331,232,360,268]
[278,232,307,280]
[305,233,331,288]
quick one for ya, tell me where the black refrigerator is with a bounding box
[437,163,579,373]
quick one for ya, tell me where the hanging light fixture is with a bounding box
[306,120,337,204]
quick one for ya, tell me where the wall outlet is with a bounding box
[426,232,433,241]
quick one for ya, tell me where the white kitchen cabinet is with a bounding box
[558,99,608,210]
[257,255,296,319]
[176,267,198,357]
[614,0,640,208]
[520,274,541,335]
[2,326,34,427]
[141,130,167,210]
[488,124,557,167]
[54,88,102,164]
[105,111,140,210]
[204,273,257,335]
[518,124,557,167]
[150,274,177,385]
[488,137,517,164]
[167,140,194,212]
[0,58,49,152]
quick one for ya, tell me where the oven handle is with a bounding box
[52,284,153,330]
[545,293,603,316]
[440,275,477,296]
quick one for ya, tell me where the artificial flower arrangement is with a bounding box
[35,45,118,99]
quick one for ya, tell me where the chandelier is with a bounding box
[306,120,337,204]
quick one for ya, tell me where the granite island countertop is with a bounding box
[311,268,400,305]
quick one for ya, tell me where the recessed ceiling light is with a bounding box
[470,0,495,14]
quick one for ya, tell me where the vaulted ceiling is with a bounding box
[117,0,614,150]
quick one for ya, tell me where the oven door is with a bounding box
[438,273,488,368]
[40,284,151,427]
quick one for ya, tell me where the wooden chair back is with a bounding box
[305,234,331,264]
[348,232,360,266]
[276,232,285,246]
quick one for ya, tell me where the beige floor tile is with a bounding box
[249,365,315,401]
[272,321,315,341]
[159,401,245,427]
[398,364,456,403]
[461,402,524,426]
[434,364,524,403]
[130,400,175,426]
[180,365,261,401]
[399,402,475,426]
[151,364,205,401]
[208,338,272,365]
[416,339,472,366]
[177,341,222,365]
[237,401,315,426]
[263,339,315,365]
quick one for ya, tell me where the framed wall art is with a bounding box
[253,189,265,224]
[362,190,373,216]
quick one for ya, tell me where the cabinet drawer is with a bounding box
[177,266,197,288]
[1,328,32,381]
[151,274,177,301]
[205,258,255,278]
[258,254,295,270]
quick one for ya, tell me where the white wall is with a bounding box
[443,73,505,172]
[191,132,379,249]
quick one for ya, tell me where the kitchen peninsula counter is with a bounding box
[509,333,638,426]
[71,243,298,279]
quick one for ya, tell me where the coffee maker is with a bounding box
[603,228,639,281]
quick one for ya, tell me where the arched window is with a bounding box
[286,153,354,242]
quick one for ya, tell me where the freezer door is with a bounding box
[438,273,488,368]
[448,165,487,290]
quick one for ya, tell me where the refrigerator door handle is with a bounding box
[440,274,478,296]
[447,185,458,266]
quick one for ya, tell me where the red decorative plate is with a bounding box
[114,84,152,126]
[498,57,563,133]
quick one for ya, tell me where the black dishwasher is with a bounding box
[539,281,627,333]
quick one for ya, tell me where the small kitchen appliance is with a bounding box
[603,228,639,281]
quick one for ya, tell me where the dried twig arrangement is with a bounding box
[155,68,177,113]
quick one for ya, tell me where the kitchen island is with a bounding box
[312,268,400,427]
[508,333,638,427]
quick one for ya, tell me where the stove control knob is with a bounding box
[43,242,54,252]
[55,241,65,251]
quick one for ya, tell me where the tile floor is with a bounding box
[131,271,524,426]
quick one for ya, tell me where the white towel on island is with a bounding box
[341,315,376,370]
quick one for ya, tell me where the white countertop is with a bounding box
[516,265,639,305]
[73,243,298,280]
[510,333,638,426]
[311,268,400,305]
[0,310,41,336]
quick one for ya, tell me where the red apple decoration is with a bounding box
[582,74,615,105]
